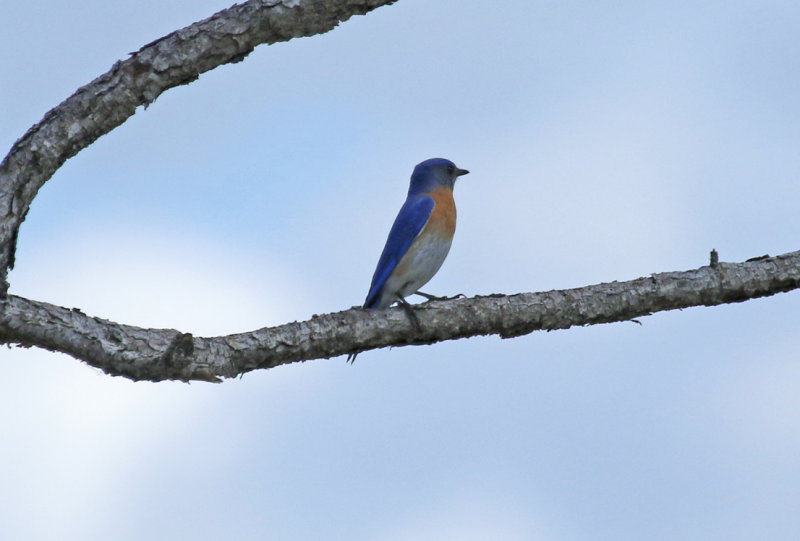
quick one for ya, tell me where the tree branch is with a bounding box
[0,0,397,294]
[3,2,798,382]
[3,251,798,382]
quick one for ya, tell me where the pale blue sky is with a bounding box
[2,1,800,540]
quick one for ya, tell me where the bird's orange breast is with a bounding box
[426,186,456,238]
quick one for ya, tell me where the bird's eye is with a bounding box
[447,165,454,174]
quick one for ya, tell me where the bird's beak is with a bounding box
[456,168,469,176]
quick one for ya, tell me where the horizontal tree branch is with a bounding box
[3,250,798,382]
[0,0,397,294]
[3,3,797,382]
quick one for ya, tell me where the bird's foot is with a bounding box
[350,295,427,363]
[396,295,422,332]
[415,291,465,302]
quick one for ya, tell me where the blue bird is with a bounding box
[349,158,469,362]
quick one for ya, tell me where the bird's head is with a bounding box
[408,158,469,195]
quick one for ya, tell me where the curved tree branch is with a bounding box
[2,2,798,381]
[0,0,397,294]
[2,251,798,382]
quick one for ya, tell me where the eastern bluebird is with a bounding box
[349,158,469,362]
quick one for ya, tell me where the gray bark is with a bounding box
[1,0,798,382]
[2,251,799,382]
[0,0,396,294]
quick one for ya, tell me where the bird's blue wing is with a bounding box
[364,194,435,308]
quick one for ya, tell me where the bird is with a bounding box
[348,158,469,362]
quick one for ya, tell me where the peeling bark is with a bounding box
[2,251,798,382]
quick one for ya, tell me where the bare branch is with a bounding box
[0,0,397,294]
[3,251,798,382]
[2,2,797,382]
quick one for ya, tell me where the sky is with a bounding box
[1,1,800,539]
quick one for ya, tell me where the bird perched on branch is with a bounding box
[348,158,469,362]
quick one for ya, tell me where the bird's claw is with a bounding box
[396,295,422,332]
[415,291,465,302]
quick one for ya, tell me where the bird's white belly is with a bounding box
[385,234,453,300]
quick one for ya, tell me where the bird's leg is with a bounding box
[349,295,422,363]
[414,291,465,302]
[395,295,421,331]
